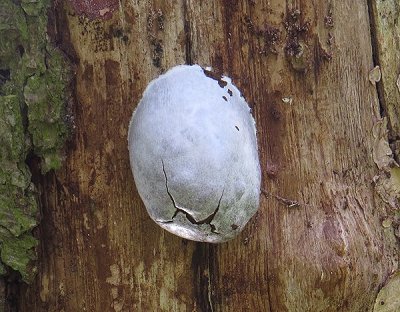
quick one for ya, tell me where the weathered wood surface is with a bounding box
[370,0,400,139]
[18,0,399,311]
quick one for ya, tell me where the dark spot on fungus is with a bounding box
[231,224,239,230]
[228,89,233,96]
[203,69,228,88]
[380,301,385,305]
[235,126,239,131]
[222,96,227,101]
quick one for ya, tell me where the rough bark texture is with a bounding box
[369,1,400,310]
[15,0,400,311]
[0,0,70,306]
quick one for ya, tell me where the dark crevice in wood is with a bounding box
[0,277,5,312]
[183,0,193,65]
[366,0,400,168]
[221,0,235,74]
[47,0,79,64]
[1,273,21,312]
[366,0,386,120]
[192,243,215,312]
[0,222,27,309]
[207,244,216,312]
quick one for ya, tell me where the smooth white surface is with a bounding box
[128,64,261,243]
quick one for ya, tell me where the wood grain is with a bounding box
[19,0,399,311]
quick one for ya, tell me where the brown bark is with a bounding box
[18,0,399,311]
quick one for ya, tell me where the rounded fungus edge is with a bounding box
[128,64,261,243]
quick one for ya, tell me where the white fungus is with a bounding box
[128,64,261,243]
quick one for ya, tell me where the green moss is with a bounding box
[24,49,69,172]
[0,230,38,283]
[21,0,48,17]
[0,0,69,282]
[0,96,38,282]
[0,2,28,69]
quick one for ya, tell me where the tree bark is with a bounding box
[17,0,399,311]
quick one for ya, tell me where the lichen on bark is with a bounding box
[0,0,69,282]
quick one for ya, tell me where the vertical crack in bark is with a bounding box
[161,160,223,234]
[182,0,193,65]
[207,244,215,312]
[366,2,400,164]
[366,0,386,118]
[261,188,276,312]
[192,243,215,312]
[0,278,5,312]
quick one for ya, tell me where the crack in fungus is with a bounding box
[161,160,223,234]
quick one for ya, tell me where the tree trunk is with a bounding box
[15,0,400,311]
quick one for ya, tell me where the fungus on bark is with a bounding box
[128,64,261,243]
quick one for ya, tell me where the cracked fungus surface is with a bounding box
[128,65,261,243]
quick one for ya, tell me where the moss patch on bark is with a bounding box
[0,0,69,282]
